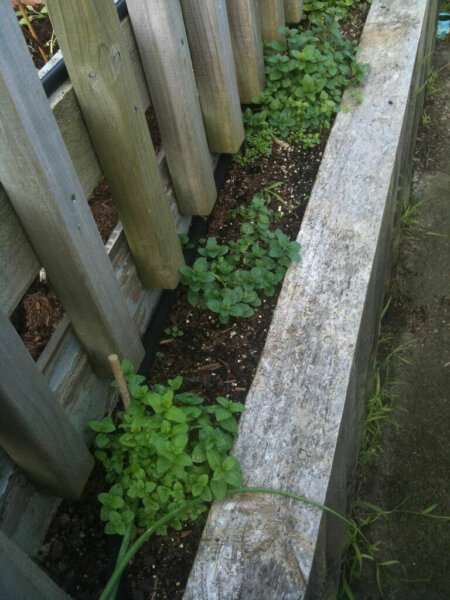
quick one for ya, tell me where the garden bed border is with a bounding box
[184,0,439,598]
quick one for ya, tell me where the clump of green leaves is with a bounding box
[178,233,194,250]
[89,362,244,537]
[164,326,184,339]
[179,193,300,324]
[236,18,368,164]
[303,0,370,23]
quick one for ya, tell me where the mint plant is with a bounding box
[89,364,244,538]
[179,192,300,324]
[235,17,368,165]
[303,0,371,23]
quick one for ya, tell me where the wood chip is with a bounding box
[197,362,222,371]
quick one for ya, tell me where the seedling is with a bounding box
[164,326,184,339]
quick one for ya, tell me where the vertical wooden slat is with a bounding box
[0,530,70,600]
[0,311,94,499]
[126,0,217,216]
[180,0,244,154]
[45,0,184,289]
[226,0,265,103]
[259,0,286,41]
[284,0,303,23]
[0,0,144,378]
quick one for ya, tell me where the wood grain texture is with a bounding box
[46,0,184,289]
[0,185,39,315]
[0,0,145,378]
[0,530,69,600]
[226,0,265,103]
[259,0,285,41]
[180,0,244,153]
[0,311,94,499]
[127,0,216,216]
[0,15,152,316]
[184,0,435,598]
[284,0,303,23]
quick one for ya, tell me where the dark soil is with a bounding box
[10,279,63,360]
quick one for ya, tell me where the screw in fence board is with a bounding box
[0,530,70,600]
[0,310,94,499]
[180,0,245,154]
[259,0,286,42]
[226,0,265,104]
[284,0,303,23]
[45,0,184,289]
[126,0,216,216]
[0,0,144,379]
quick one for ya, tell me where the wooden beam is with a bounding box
[259,0,285,42]
[0,530,70,600]
[284,0,303,23]
[126,0,216,216]
[0,0,145,378]
[0,310,94,499]
[226,0,265,103]
[180,0,244,153]
[45,0,184,289]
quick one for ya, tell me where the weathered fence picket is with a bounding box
[126,0,217,216]
[284,0,303,23]
[259,0,286,41]
[0,530,70,600]
[0,2,144,378]
[46,0,184,289]
[226,0,265,103]
[180,0,244,153]
[0,311,93,499]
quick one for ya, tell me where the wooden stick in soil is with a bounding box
[108,354,131,411]
[16,0,48,63]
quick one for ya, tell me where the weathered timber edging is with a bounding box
[184,1,439,598]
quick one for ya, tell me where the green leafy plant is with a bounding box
[164,326,184,339]
[89,366,245,539]
[236,18,368,164]
[178,233,194,250]
[303,0,371,23]
[15,3,48,26]
[93,361,449,600]
[179,192,300,323]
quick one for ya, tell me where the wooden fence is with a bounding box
[0,0,303,594]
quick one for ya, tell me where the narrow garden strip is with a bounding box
[38,3,375,598]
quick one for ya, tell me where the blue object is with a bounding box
[437,13,450,39]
